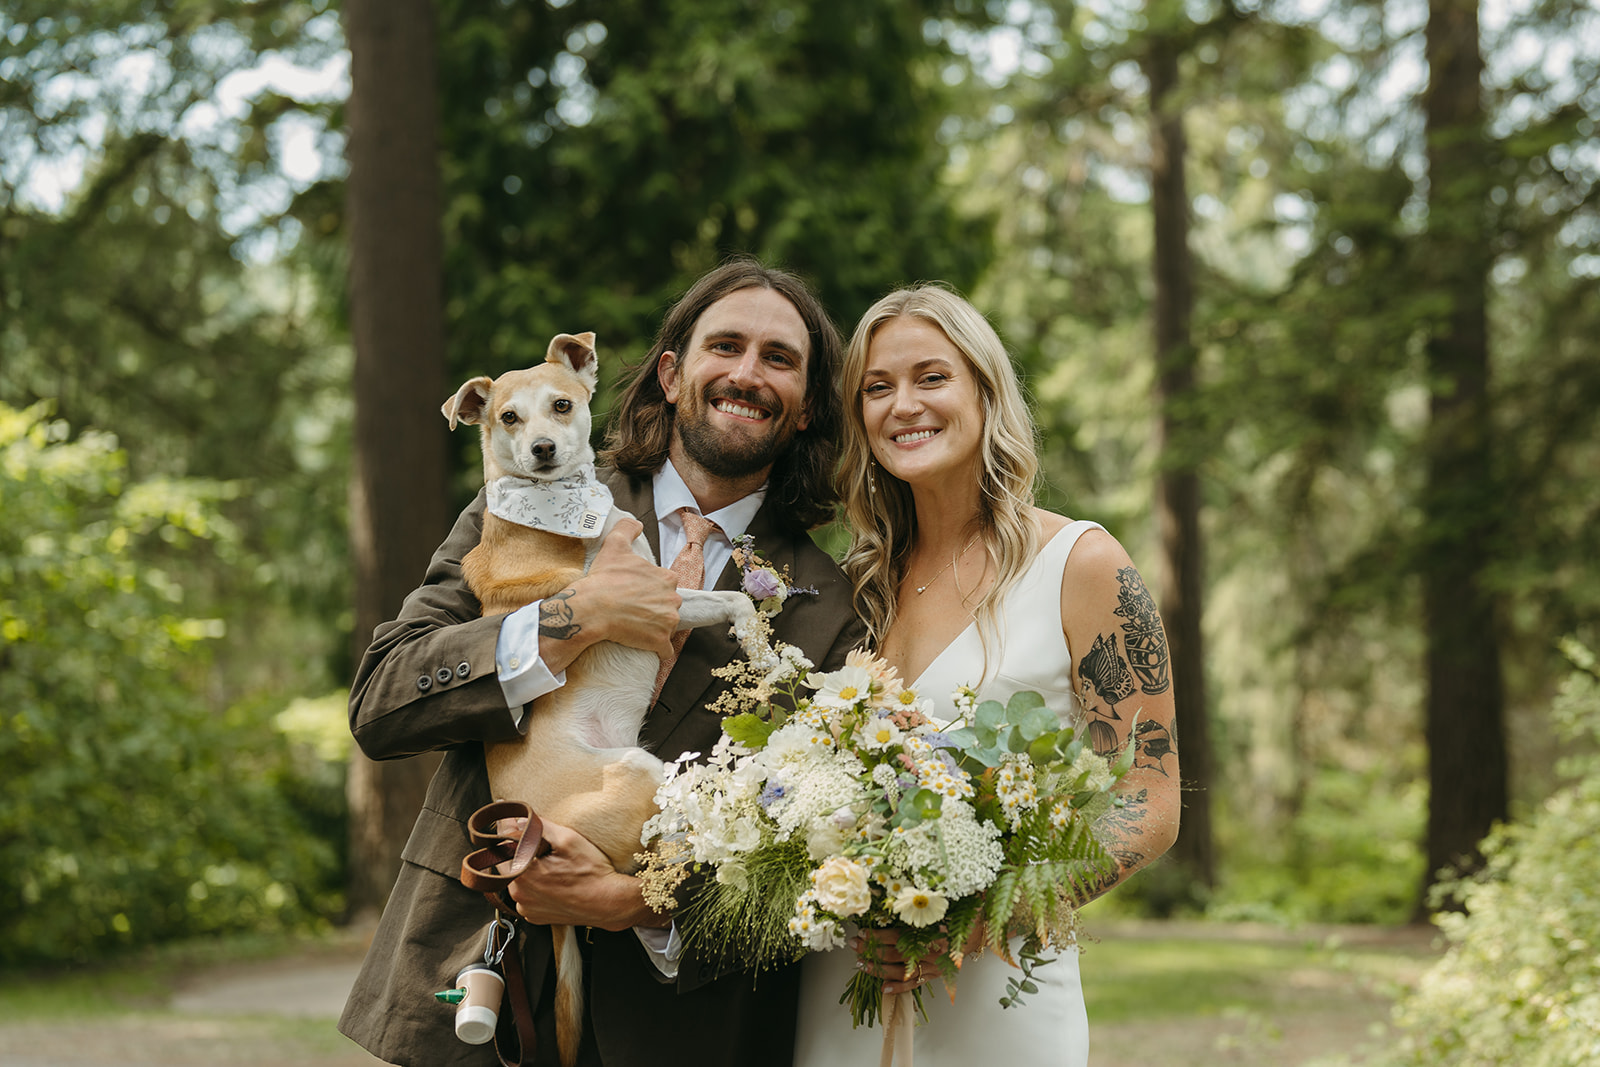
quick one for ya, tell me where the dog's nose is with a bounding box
[530,438,556,463]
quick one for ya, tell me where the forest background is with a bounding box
[2,0,1597,1037]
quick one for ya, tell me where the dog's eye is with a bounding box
[500,411,519,426]
[553,398,572,414]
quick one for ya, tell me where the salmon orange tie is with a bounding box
[651,508,720,702]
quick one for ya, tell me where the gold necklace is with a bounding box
[914,535,980,595]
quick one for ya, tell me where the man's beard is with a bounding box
[673,386,803,478]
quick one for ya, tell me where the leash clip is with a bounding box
[483,914,516,969]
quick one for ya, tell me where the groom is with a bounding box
[339,258,867,1066]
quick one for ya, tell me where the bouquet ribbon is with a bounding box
[879,991,915,1067]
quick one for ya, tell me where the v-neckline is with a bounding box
[896,524,1074,690]
[905,617,977,692]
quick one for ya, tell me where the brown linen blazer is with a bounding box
[338,468,867,1067]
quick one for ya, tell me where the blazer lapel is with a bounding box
[602,468,661,562]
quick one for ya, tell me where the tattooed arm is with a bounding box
[1058,525,1181,904]
[535,516,679,674]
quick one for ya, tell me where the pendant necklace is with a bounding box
[915,534,980,595]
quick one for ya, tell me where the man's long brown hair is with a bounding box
[600,257,844,530]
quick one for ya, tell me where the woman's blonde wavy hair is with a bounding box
[839,285,1041,662]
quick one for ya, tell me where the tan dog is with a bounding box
[443,332,756,1067]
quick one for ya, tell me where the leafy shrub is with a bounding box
[1205,763,1427,926]
[0,403,341,963]
[1385,640,1600,1064]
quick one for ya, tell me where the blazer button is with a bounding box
[456,661,471,679]
[417,674,432,692]
[435,666,453,685]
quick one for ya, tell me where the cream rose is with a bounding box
[811,856,872,917]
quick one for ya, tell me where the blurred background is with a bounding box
[2,0,1598,1058]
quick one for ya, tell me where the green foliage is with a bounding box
[998,940,1054,1010]
[721,711,777,750]
[1381,644,1600,1065]
[422,0,993,491]
[676,836,812,976]
[0,404,342,963]
[5,0,1597,951]
[1,0,355,689]
[964,0,1600,924]
[1079,927,1434,1034]
[1207,765,1426,926]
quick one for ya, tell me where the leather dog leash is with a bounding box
[461,800,552,1067]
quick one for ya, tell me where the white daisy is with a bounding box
[892,885,949,927]
[859,716,904,751]
[808,664,877,708]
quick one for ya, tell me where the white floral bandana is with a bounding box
[485,467,613,538]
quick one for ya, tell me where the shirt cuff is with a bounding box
[496,600,566,726]
[633,923,683,979]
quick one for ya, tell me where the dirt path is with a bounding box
[0,921,1439,1066]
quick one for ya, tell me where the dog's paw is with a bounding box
[724,592,759,624]
[677,589,756,629]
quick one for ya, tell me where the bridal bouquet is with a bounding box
[636,613,1135,1030]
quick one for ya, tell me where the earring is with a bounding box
[868,464,877,495]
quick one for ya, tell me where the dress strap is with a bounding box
[1036,520,1105,571]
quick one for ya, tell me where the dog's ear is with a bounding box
[442,377,494,429]
[546,332,599,390]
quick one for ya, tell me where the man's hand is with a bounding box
[538,517,680,675]
[504,819,668,931]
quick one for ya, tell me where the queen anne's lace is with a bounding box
[886,799,1004,898]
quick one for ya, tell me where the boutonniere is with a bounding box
[731,533,817,615]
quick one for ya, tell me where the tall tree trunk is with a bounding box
[1145,38,1215,889]
[1419,0,1505,912]
[343,0,449,922]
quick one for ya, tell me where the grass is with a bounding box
[1082,923,1439,1023]
[1085,938,1330,1021]
[1075,921,1443,1067]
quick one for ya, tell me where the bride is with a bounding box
[794,286,1181,1065]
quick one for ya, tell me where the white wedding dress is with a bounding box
[794,521,1103,1067]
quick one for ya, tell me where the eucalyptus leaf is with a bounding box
[974,699,1007,739]
[943,726,979,749]
[892,787,945,828]
[1008,691,1056,739]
